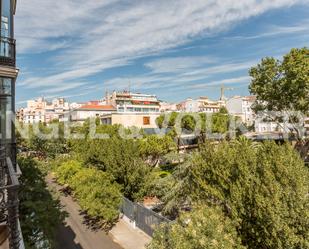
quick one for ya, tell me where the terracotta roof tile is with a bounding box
[79,104,116,110]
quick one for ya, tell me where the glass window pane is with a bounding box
[1,0,11,37]
[0,95,12,142]
[0,78,11,95]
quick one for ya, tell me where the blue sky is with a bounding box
[15,0,309,107]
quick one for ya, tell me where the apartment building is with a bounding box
[100,91,161,128]
[45,98,70,123]
[159,101,178,112]
[106,91,161,113]
[65,104,116,122]
[17,97,70,124]
[226,96,256,126]
[177,97,225,113]
[0,0,24,248]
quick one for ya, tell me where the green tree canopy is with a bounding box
[156,111,230,135]
[149,206,245,249]
[54,160,121,227]
[162,140,309,249]
[249,47,309,114]
[69,168,121,226]
[79,137,151,200]
[139,135,176,167]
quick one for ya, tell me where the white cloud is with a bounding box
[103,57,256,93]
[145,56,217,74]
[16,0,308,93]
[38,82,88,94]
[190,76,251,89]
[227,21,309,40]
[181,61,257,77]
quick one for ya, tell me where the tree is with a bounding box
[54,160,121,228]
[139,135,176,167]
[18,157,66,249]
[156,111,230,135]
[81,136,151,200]
[54,160,83,185]
[69,168,121,227]
[249,47,309,158]
[162,140,309,249]
[250,48,309,114]
[148,206,245,249]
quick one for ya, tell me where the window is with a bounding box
[0,77,11,95]
[143,116,150,125]
[1,0,11,38]
[0,77,13,142]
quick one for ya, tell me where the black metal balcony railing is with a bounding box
[0,147,24,249]
[0,37,16,67]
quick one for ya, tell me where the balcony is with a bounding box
[0,37,16,67]
[0,148,24,249]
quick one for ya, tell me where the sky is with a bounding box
[15,0,309,106]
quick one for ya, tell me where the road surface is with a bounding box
[47,176,123,249]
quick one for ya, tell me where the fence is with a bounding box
[121,197,171,237]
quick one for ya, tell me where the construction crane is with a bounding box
[202,84,234,101]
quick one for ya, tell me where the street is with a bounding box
[47,176,122,249]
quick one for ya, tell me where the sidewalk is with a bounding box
[110,217,152,249]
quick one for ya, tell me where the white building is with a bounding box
[106,91,160,113]
[226,96,256,126]
[18,97,70,124]
[63,104,116,122]
[101,112,161,128]
[159,101,178,112]
[45,98,70,123]
[178,97,225,113]
[99,91,162,128]
[21,97,46,124]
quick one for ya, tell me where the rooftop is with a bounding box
[78,104,116,111]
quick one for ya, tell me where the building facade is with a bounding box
[99,91,161,128]
[107,91,160,113]
[0,0,24,248]
[177,97,225,113]
[17,97,70,124]
[64,104,116,122]
[101,112,160,128]
[226,96,256,126]
[159,101,177,113]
